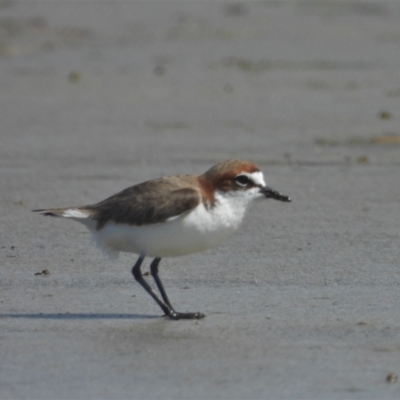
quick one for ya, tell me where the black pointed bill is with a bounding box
[260,186,291,202]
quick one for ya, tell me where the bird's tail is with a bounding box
[32,207,96,230]
[32,207,91,219]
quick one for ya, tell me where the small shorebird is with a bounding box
[33,159,290,319]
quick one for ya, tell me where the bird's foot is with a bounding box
[166,311,205,320]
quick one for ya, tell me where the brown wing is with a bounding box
[84,176,201,229]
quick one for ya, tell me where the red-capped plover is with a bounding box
[33,159,291,319]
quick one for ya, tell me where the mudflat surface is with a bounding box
[1,1,400,399]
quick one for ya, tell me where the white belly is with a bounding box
[92,199,247,258]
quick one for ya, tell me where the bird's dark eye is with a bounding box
[234,175,251,186]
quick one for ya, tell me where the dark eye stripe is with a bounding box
[234,175,251,186]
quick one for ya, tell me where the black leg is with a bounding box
[131,253,171,316]
[149,257,205,320]
[131,254,205,320]
[150,257,173,308]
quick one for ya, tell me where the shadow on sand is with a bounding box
[0,313,161,320]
